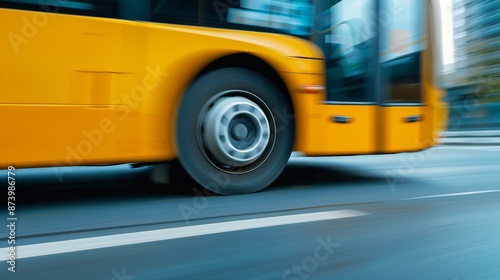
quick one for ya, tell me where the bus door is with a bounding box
[378,0,439,153]
[311,0,440,154]
[311,0,379,155]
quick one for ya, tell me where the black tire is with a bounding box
[176,68,294,194]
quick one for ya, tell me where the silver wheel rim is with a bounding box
[195,90,276,174]
[202,96,271,167]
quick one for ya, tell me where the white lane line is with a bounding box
[0,209,367,261]
[401,190,500,201]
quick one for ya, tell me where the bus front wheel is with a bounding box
[176,68,293,195]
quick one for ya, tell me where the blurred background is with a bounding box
[441,0,500,133]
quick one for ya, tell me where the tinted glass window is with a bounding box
[0,0,119,18]
[150,0,313,36]
[312,0,377,102]
[379,0,424,103]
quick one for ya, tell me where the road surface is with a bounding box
[1,145,500,280]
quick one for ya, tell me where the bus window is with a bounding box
[151,0,200,26]
[313,0,377,102]
[0,0,119,18]
[150,0,314,36]
[380,0,424,104]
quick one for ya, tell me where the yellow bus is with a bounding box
[0,0,446,194]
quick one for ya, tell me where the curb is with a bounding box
[440,130,500,145]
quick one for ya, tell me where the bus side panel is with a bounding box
[379,106,423,153]
[0,10,157,168]
[280,72,323,153]
[300,104,378,156]
[0,105,148,168]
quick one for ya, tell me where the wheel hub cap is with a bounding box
[232,122,249,140]
[203,97,270,166]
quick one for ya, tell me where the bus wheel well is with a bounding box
[197,53,294,122]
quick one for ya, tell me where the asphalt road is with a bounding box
[1,145,500,280]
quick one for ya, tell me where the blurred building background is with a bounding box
[443,0,500,131]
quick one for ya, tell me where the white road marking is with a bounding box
[401,190,500,201]
[0,209,367,260]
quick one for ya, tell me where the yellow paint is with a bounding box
[303,104,378,155]
[0,8,323,168]
[379,107,423,153]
